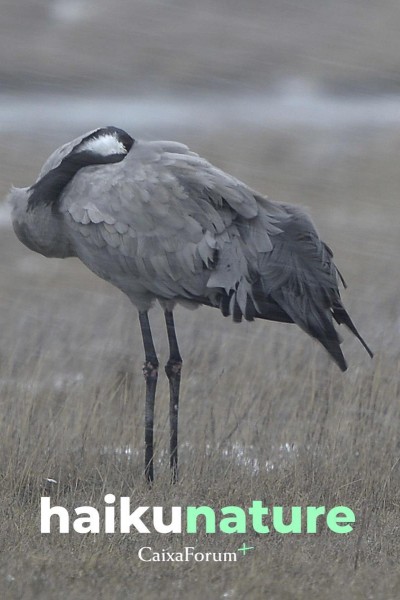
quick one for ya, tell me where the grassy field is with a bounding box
[0,123,399,599]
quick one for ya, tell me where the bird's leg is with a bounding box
[164,310,182,483]
[139,311,159,484]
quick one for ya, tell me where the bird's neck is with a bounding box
[27,150,126,212]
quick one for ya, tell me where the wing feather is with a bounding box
[61,140,271,303]
[61,141,341,343]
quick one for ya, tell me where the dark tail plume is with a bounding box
[332,303,374,359]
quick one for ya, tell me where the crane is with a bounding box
[7,126,373,483]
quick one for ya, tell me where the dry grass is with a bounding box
[0,125,399,599]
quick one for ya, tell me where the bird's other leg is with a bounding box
[164,310,182,483]
[139,311,159,484]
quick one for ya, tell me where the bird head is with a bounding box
[36,126,134,180]
[24,126,134,211]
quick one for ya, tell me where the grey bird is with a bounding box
[7,126,373,483]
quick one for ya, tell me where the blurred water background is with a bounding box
[2,1,400,137]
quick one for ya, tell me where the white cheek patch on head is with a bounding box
[77,133,127,156]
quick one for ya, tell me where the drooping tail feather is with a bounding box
[305,307,348,372]
[254,287,349,371]
[213,284,371,372]
[332,303,374,359]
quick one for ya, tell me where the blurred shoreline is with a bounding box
[2,79,400,137]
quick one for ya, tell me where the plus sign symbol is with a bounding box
[237,543,254,556]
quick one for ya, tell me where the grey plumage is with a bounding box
[7,126,373,482]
